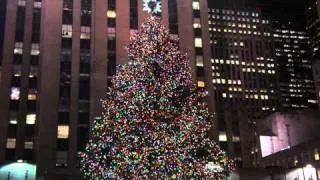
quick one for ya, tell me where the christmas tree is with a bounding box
[80,16,235,179]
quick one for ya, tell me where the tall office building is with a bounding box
[259,0,318,111]
[306,0,320,111]
[273,22,318,110]
[0,0,213,178]
[207,1,278,167]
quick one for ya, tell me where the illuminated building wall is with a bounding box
[0,0,212,178]
[207,4,279,167]
[258,110,320,157]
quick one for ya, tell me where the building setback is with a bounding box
[0,0,213,179]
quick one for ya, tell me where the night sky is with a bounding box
[257,0,306,23]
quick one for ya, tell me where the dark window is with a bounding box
[5,149,15,161]
[77,126,89,151]
[59,85,71,99]
[168,0,178,34]
[25,125,35,137]
[60,60,71,74]
[107,53,116,76]
[10,100,19,111]
[196,67,204,77]
[13,54,23,64]
[107,18,116,27]
[193,10,200,18]
[12,77,21,86]
[15,7,26,42]
[78,112,89,124]
[80,60,90,74]
[80,39,91,50]
[30,55,39,66]
[23,149,34,161]
[32,8,41,43]
[79,78,90,100]
[108,0,116,10]
[107,38,116,51]
[62,0,73,25]
[81,0,91,26]
[80,53,90,74]
[7,125,17,138]
[130,0,138,29]
[29,77,37,89]
[61,38,72,49]
[58,111,70,124]
[27,101,36,112]
[56,139,69,151]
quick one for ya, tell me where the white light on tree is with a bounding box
[143,0,161,14]
[206,162,224,172]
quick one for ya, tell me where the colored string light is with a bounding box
[80,16,235,179]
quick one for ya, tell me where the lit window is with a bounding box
[26,114,36,125]
[24,141,33,149]
[80,26,91,39]
[14,42,23,54]
[315,148,319,161]
[62,25,73,38]
[192,2,200,10]
[28,89,37,100]
[56,151,68,167]
[6,138,16,149]
[107,10,116,18]
[197,81,205,87]
[10,87,20,100]
[196,56,204,67]
[9,113,18,124]
[232,136,240,142]
[34,2,41,8]
[18,0,26,6]
[219,132,227,142]
[57,125,69,139]
[194,38,203,48]
[31,43,40,55]
[222,93,227,98]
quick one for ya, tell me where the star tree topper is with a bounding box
[143,0,162,15]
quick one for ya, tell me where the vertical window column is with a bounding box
[107,0,117,86]
[192,0,205,87]
[56,0,73,168]
[77,0,92,162]
[6,3,26,161]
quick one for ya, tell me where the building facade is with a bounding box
[258,110,320,179]
[0,0,213,178]
[207,1,279,167]
[272,22,318,110]
[306,0,320,111]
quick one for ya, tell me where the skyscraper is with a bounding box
[306,0,320,111]
[207,1,278,167]
[0,0,212,178]
[272,22,318,110]
[259,0,318,111]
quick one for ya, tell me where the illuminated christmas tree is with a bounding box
[80,16,235,179]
